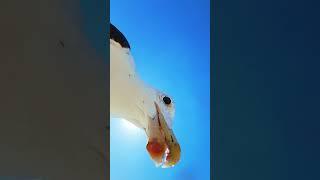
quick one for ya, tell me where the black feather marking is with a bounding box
[110,23,131,49]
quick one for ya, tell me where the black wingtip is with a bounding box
[110,23,131,49]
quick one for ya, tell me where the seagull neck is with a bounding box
[135,79,158,120]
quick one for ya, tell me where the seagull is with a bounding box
[110,23,181,168]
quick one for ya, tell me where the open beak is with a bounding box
[145,102,181,168]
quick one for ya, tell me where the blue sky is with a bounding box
[111,0,210,180]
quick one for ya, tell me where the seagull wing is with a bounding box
[110,23,131,49]
[110,23,135,71]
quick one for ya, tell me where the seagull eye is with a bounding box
[163,96,171,105]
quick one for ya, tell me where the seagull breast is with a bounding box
[110,29,154,129]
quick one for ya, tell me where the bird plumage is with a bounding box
[110,23,180,167]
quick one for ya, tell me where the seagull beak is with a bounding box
[145,102,181,168]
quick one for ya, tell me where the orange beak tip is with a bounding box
[146,140,166,160]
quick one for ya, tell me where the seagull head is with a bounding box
[142,89,180,168]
